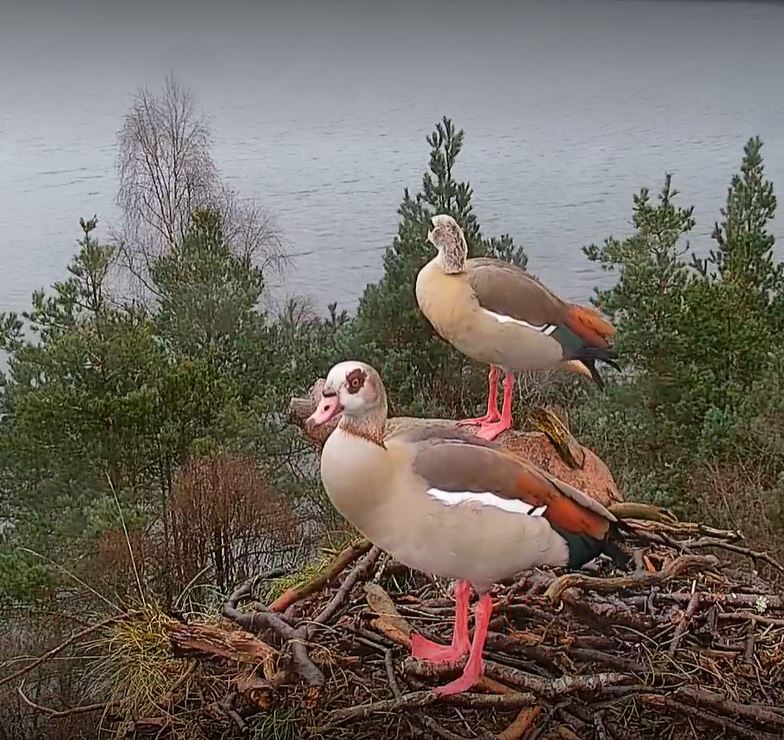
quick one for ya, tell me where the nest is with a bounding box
[7,514,784,739]
[7,400,783,738]
[158,512,781,740]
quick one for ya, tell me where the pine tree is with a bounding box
[693,137,780,298]
[346,117,524,416]
[579,138,783,510]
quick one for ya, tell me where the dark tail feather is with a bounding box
[600,535,631,569]
[579,359,604,388]
[575,347,620,388]
[554,520,630,570]
[555,524,628,570]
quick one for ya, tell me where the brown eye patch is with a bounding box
[346,368,366,394]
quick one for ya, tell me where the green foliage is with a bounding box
[2,105,784,737]
[348,117,525,416]
[0,547,53,604]
[0,211,324,600]
[2,115,783,610]
[0,219,165,545]
[152,209,267,361]
[694,137,781,295]
[580,137,783,515]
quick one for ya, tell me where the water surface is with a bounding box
[2,0,783,314]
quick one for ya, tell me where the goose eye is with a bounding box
[345,368,367,394]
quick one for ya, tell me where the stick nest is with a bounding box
[21,513,777,739]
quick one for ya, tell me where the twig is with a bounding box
[224,579,324,687]
[744,619,756,665]
[717,612,784,627]
[625,592,784,609]
[420,715,476,740]
[160,660,197,705]
[17,681,115,719]
[621,520,742,540]
[267,539,372,612]
[384,650,402,700]
[672,686,784,729]
[218,691,247,735]
[544,555,719,602]
[681,537,784,575]
[404,659,633,699]
[0,613,131,688]
[640,694,780,740]
[20,547,124,613]
[324,690,537,727]
[172,565,211,612]
[310,546,381,631]
[497,706,542,740]
[592,711,611,740]
[668,589,700,656]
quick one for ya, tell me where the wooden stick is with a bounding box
[17,682,115,719]
[0,612,132,689]
[497,706,543,740]
[323,690,537,727]
[680,537,784,575]
[268,539,372,612]
[310,546,381,630]
[668,589,700,656]
[640,694,781,740]
[544,555,719,602]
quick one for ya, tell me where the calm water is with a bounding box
[2,0,784,315]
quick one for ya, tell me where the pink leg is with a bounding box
[475,372,515,441]
[435,592,493,695]
[410,580,471,663]
[458,367,501,426]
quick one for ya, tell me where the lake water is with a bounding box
[2,0,784,316]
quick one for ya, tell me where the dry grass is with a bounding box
[689,457,784,567]
[86,605,177,718]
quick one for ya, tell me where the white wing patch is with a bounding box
[427,488,548,517]
[482,309,558,336]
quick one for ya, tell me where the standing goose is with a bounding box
[307,360,626,695]
[416,215,618,440]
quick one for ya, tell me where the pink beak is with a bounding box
[306,394,343,432]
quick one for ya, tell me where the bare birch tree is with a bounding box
[115,74,285,300]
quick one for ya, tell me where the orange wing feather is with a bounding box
[513,467,612,540]
[410,439,616,542]
[564,305,616,349]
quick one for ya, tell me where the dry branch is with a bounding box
[13,520,784,739]
[496,706,542,740]
[17,682,115,719]
[323,690,538,727]
[168,621,277,668]
[543,554,719,602]
[267,538,372,612]
[0,612,132,689]
[640,694,781,740]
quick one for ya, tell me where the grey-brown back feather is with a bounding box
[465,258,571,326]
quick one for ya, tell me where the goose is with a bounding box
[307,360,626,695]
[415,215,618,440]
